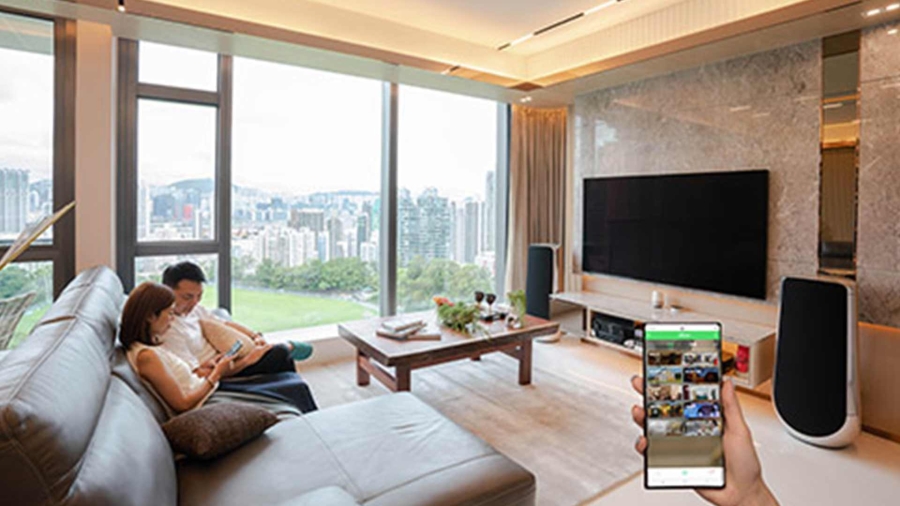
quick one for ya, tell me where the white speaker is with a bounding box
[773,276,860,448]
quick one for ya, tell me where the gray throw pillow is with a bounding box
[162,403,278,460]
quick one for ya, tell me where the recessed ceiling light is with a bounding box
[890,28,899,35]
[729,105,751,113]
[117,0,126,12]
[866,8,883,17]
[888,3,900,12]
[520,96,533,103]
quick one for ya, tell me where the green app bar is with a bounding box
[645,330,720,341]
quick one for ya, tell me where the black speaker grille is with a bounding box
[775,278,848,436]
[526,246,553,319]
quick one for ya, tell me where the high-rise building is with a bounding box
[464,199,480,263]
[356,214,370,250]
[416,188,450,261]
[327,216,343,260]
[289,208,325,232]
[398,189,418,266]
[0,168,28,234]
[451,202,466,263]
[483,171,496,253]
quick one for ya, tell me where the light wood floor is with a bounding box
[298,334,900,506]
[300,336,643,506]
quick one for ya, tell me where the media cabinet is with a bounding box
[552,291,776,391]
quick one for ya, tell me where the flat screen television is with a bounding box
[582,170,768,299]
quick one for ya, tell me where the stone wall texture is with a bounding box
[573,41,822,304]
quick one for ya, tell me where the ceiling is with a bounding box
[7,0,900,106]
[305,0,687,55]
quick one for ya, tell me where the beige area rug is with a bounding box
[302,356,642,506]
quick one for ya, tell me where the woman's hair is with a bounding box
[120,282,175,349]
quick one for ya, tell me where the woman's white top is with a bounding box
[126,341,214,410]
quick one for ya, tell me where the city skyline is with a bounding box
[136,171,499,280]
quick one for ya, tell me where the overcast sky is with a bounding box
[0,35,499,204]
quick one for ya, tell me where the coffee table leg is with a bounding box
[518,339,533,385]
[396,365,411,392]
[357,350,371,387]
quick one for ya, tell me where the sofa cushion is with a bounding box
[36,267,124,343]
[284,486,360,506]
[0,266,177,506]
[111,345,173,423]
[178,393,535,506]
[163,403,278,460]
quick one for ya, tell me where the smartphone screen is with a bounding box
[644,322,725,489]
[225,340,243,357]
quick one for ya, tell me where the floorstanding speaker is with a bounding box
[773,276,860,448]
[525,244,559,319]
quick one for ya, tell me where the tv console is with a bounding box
[552,291,776,391]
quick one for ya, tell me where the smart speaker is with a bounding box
[525,244,558,319]
[773,276,860,448]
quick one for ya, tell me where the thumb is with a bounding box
[721,378,750,436]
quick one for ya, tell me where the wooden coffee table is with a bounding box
[338,311,559,392]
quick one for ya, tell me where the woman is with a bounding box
[120,282,235,413]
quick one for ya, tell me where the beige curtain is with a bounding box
[505,105,567,292]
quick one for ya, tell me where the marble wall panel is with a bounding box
[859,20,900,327]
[573,41,822,304]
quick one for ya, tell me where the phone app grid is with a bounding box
[647,342,722,439]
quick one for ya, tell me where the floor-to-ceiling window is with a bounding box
[396,85,503,312]
[230,58,381,332]
[118,41,228,309]
[0,11,75,347]
[118,41,508,332]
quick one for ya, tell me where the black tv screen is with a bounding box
[582,170,768,299]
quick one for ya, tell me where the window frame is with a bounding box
[0,10,76,299]
[116,39,233,309]
[117,40,510,321]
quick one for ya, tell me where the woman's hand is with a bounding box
[209,354,236,383]
[630,375,779,506]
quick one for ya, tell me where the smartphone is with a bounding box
[225,340,243,358]
[643,322,725,489]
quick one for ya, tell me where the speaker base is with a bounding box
[536,330,562,344]
[779,412,861,449]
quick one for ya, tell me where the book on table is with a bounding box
[381,318,426,333]
[376,322,441,341]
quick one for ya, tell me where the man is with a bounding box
[159,261,317,412]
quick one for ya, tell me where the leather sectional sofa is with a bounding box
[0,267,536,505]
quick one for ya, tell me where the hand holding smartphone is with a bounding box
[224,340,243,358]
[644,322,725,489]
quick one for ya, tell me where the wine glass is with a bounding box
[474,291,485,307]
[485,293,496,316]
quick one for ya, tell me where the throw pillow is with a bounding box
[161,403,278,460]
[200,318,255,359]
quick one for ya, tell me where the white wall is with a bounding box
[74,20,116,273]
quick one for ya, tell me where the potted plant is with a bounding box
[506,290,526,329]
[433,296,483,336]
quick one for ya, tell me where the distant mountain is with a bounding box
[166,178,377,200]
[170,178,214,193]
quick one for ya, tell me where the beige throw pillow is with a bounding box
[199,318,255,359]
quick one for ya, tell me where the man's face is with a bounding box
[172,280,203,315]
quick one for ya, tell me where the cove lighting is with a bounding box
[498,0,625,51]
[888,4,900,12]
[585,1,618,16]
